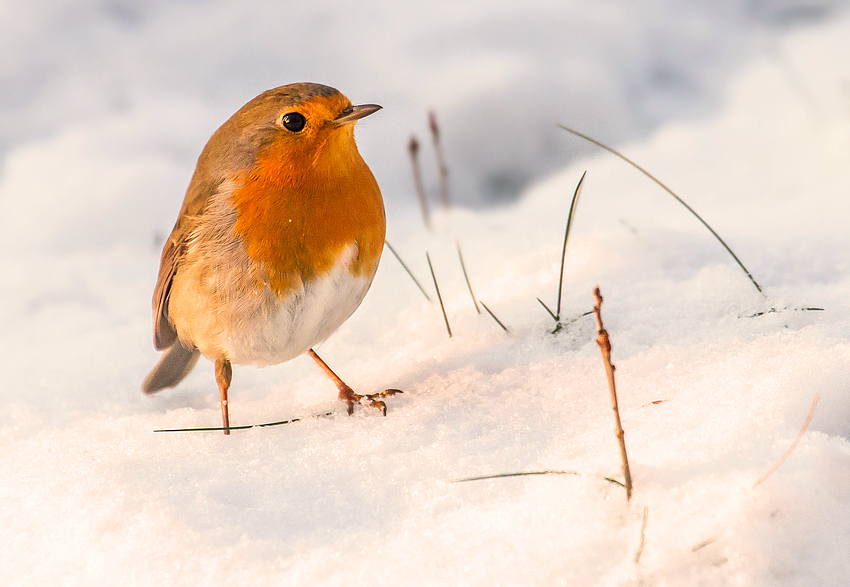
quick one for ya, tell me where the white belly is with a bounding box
[222,249,373,366]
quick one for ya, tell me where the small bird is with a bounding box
[142,82,398,433]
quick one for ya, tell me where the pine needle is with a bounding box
[456,240,480,313]
[427,251,452,338]
[480,301,509,332]
[559,124,763,294]
[154,411,334,433]
[385,241,432,301]
[450,470,580,483]
[556,170,587,319]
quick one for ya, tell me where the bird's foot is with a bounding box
[338,386,403,416]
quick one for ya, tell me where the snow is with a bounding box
[2,1,850,585]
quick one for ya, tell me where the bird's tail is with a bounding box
[142,341,201,393]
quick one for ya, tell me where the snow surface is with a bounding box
[2,1,850,585]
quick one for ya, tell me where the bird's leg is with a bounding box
[307,348,401,416]
[215,358,232,435]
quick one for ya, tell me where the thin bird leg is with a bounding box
[215,358,232,435]
[307,348,401,416]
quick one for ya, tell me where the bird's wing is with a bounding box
[151,172,224,350]
[151,104,271,350]
[152,230,182,350]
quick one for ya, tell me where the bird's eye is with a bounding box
[280,112,306,132]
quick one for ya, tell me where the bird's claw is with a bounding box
[339,387,403,416]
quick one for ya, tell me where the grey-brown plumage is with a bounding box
[142,82,393,432]
[145,84,345,393]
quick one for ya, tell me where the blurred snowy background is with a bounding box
[2,0,848,219]
[1,0,849,585]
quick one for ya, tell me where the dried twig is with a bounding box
[691,537,719,552]
[385,241,431,302]
[456,240,480,314]
[753,394,820,488]
[408,136,431,228]
[429,111,450,208]
[634,506,649,564]
[593,287,633,501]
[559,124,763,294]
[480,301,509,332]
[427,252,452,338]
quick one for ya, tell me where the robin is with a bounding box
[142,82,398,434]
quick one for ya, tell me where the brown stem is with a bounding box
[408,136,430,228]
[429,111,450,208]
[753,394,821,488]
[593,287,632,500]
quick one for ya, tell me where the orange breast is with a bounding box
[230,126,385,297]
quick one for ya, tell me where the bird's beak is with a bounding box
[334,103,382,125]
